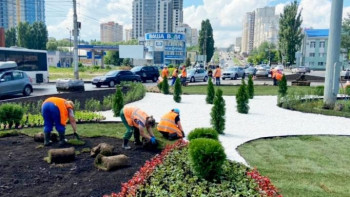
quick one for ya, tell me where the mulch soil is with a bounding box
[0,134,160,197]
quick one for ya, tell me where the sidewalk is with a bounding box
[100,93,350,165]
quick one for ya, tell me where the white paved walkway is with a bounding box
[100,93,350,165]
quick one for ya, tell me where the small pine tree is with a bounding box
[206,77,215,104]
[278,74,288,97]
[236,79,249,114]
[162,77,170,94]
[112,87,124,117]
[173,78,182,102]
[247,75,254,99]
[210,89,225,134]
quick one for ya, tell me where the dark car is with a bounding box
[131,66,160,82]
[0,70,33,97]
[92,70,141,88]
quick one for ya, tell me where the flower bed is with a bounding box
[105,139,281,197]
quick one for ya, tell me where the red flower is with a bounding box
[247,168,282,197]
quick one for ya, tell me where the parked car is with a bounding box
[0,70,33,97]
[291,66,310,74]
[341,68,350,80]
[130,66,160,82]
[92,70,141,88]
[255,67,269,78]
[186,68,208,82]
[272,65,284,71]
[222,66,245,80]
[244,66,257,76]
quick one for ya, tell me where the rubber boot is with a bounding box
[44,132,52,146]
[133,129,142,146]
[58,132,67,147]
[122,139,131,150]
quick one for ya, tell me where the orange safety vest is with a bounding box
[214,68,221,78]
[276,72,283,81]
[157,111,182,137]
[123,106,148,127]
[172,69,178,77]
[43,97,73,126]
[162,69,169,78]
[181,68,187,78]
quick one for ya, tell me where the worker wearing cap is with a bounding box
[42,97,78,146]
[157,108,185,140]
[120,106,157,149]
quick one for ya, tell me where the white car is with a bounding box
[255,67,269,77]
[341,69,350,80]
[222,66,245,80]
[186,69,208,82]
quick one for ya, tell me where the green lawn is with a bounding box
[2,123,173,149]
[238,136,350,197]
[49,67,113,80]
[182,85,317,96]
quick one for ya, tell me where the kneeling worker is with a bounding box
[120,106,157,149]
[42,97,78,146]
[157,109,185,140]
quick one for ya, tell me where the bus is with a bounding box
[0,47,49,84]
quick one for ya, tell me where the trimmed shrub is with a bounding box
[236,79,249,114]
[85,98,101,112]
[210,89,226,134]
[0,104,24,129]
[157,81,163,91]
[173,78,182,103]
[189,138,226,180]
[188,128,219,141]
[278,74,288,97]
[247,75,254,99]
[162,77,170,94]
[345,86,350,96]
[314,85,324,96]
[206,77,215,104]
[123,82,146,104]
[112,87,124,117]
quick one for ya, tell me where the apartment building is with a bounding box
[241,12,255,55]
[100,22,123,43]
[253,7,279,48]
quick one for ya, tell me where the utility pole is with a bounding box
[73,0,79,79]
[324,0,343,106]
[203,29,207,68]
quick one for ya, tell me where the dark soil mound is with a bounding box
[0,135,160,197]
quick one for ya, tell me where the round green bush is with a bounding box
[188,128,219,141]
[189,138,226,180]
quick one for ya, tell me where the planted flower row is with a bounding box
[247,169,282,197]
[104,139,188,197]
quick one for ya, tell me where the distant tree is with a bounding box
[278,0,303,66]
[122,58,131,66]
[5,27,17,47]
[34,22,48,50]
[105,51,122,66]
[17,22,31,48]
[342,13,350,58]
[199,19,215,63]
[16,22,47,49]
[46,41,58,51]
[185,57,191,67]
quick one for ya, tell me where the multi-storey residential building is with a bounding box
[241,12,255,55]
[175,23,192,47]
[299,29,347,70]
[191,28,198,46]
[132,0,183,39]
[100,22,123,43]
[156,0,172,33]
[0,0,45,30]
[125,28,132,41]
[253,7,279,48]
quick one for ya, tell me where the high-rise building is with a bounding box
[156,0,172,33]
[100,22,123,43]
[191,28,198,46]
[125,28,132,41]
[235,37,242,48]
[175,23,192,47]
[253,7,279,48]
[0,0,45,30]
[241,12,255,55]
[132,0,184,39]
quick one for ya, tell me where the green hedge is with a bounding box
[189,138,226,180]
[0,104,24,129]
[188,128,219,141]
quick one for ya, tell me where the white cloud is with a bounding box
[47,0,350,47]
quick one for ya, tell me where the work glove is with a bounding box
[73,132,80,140]
[181,130,185,138]
[150,136,157,144]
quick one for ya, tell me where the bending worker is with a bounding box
[157,108,185,140]
[120,106,157,149]
[41,97,78,146]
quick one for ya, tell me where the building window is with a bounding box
[309,62,314,66]
[319,53,326,57]
[309,53,315,57]
[310,41,316,48]
[319,41,325,48]
[318,62,324,66]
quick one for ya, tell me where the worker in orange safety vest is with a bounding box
[120,106,156,149]
[181,65,187,86]
[42,97,78,146]
[157,108,185,140]
[161,66,169,78]
[214,65,222,86]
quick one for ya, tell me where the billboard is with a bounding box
[119,45,144,59]
[145,33,186,41]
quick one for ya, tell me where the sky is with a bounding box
[46,0,350,48]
